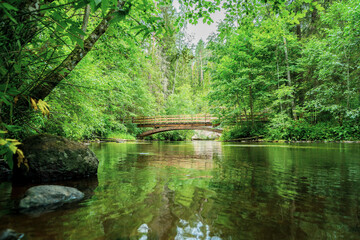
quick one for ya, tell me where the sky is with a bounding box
[172,1,226,45]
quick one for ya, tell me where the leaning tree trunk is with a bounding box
[29,9,116,100]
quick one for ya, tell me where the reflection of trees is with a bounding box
[1,143,359,239]
[95,142,360,239]
[207,143,360,239]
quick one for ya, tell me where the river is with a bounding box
[0,141,360,239]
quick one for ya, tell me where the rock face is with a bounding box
[19,185,84,209]
[192,130,221,140]
[14,134,99,182]
[0,160,12,181]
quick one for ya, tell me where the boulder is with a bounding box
[192,130,221,140]
[0,159,12,181]
[14,134,99,182]
[0,229,24,240]
[19,185,84,209]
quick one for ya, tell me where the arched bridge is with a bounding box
[132,114,268,138]
[133,114,221,138]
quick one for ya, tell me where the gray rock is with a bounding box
[0,229,24,240]
[192,130,221,140]
[14,134,99,182]
[19,185,84,209]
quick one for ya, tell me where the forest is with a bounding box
[0,0,359,165]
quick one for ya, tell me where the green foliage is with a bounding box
[266,115,360,141]
[220,123,265,141]
[206,0,360,141]
[146,130,194,141]
[0,0,168,141]
[1,0,359,143]
[0,131,27,170]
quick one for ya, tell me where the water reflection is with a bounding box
[0,141,359,239]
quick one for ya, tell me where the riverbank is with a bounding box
[224,138,360,143]
[84,138,137,144]
[220,120,360,143]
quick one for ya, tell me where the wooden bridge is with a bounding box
[131,113,268,138]
[132,114,220,138]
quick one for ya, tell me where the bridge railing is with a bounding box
[132,114,217,125]
[131,113,268,127]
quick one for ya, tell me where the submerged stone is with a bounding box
[19,185,84,209]
[14,134,99,182]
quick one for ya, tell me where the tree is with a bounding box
[0,0,167,166]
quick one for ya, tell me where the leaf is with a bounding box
[16,148,28,170]
[14,95,19,104]
[37,99,50,117]
[7,142,17,154]
[69,25,86,37]
[6,139,21,146]
[142,31,152,42]
[0,94,12,106]
[51,12,67,29]
[67,32,84,49]
[30,98,38,110]
[110,11,127,23]
[1,3,18,11]
[2,124,22,133]
[0,138,7,146]
[0,66,7,76]
[315,4,325,12]
[2,9,17,24]
[101,0,109,16]
[6,151,13,170]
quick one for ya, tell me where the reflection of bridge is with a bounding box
[133,114,221,138]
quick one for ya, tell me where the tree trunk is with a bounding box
[191,61,195,86]
[296,24,302,40]
[29,9,116,100]
[243,107,249,122]
[249,85,254,127]
[80,5,91,40]
[283,37,297,120]
[248,69,254,127]
[345,52,350,109]
[276,46,283,113]
[235,93,242,124]
[171,60,178,94]
[199,52,203,87]
[295,6,302,40]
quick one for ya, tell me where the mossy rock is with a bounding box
[14,134,99,182]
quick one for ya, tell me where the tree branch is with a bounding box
[29,9,117,100]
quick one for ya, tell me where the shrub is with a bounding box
[220,122,265,141]
[266,114,360,141]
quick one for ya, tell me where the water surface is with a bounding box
[0,141,359,239]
